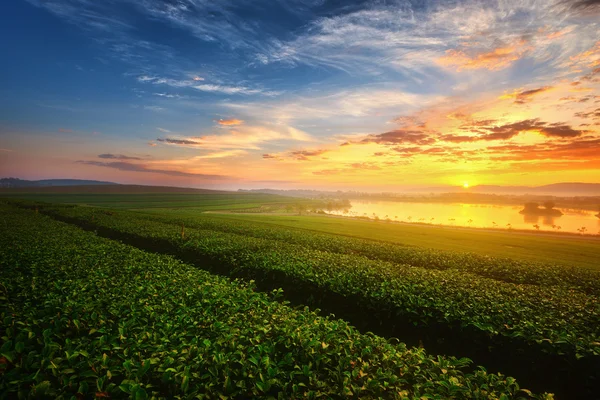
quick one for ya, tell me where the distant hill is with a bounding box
[0,183,233,194]
[0,178,116,188]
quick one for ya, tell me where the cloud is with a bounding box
[392,146,423,155]
[0,148,13,152]
[24,0,132,33]
[499,86,554,104]
[360,130,436,146]
[143,105,165,112]
[257,0,596,83]
[438,40,530,71]
[485,137,600,163]
[98,153,142,160]
[194,150,247,159]
[451,119,589,141]
[312,161,388,176]
[58,128,74,133]
[575,107,600,120]
[76,160,229,179]
[157,138,200,145]
[562,0,600,11]
[148,142,157,147]
[157,125,313,150]
[312,169,342,176]
[217,118,244,126]
[438,134,479,143]
[137,75,278,96]
[288,149,328,160]
[567,41,600,74]
[349,162,381,170]
[156,127,171,133]
[153,93,182,99]
[193,84,274,96]
[546,27,575,40]
[224,88,439,124]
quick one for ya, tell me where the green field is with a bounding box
[4,205,545,399]
[5,190,597,270]
[0,192,307,210]
[2,190,600,398]
[195,212,600,270]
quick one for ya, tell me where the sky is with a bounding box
[0,0,599,191]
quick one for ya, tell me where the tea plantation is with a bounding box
[3,200,599,398]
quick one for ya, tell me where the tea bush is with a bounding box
[0,205,548,399]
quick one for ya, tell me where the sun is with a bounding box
[463,181,469,188]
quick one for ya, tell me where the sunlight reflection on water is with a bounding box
[326,200,600,234]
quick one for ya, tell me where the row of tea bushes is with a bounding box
[26,202,600,361]
[61,204,600,295]
[0,205,546,399]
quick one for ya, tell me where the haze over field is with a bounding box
[1,0,599,190]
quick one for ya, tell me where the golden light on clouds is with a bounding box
[438,40,530,71]
[217,118,244,126]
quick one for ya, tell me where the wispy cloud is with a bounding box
[76,160,230,180]
[216,118,244,126]
[499,86,555,104]
[143,105,165,112]
[194,150,247,159]
[289,149,328,161]
[137,75,279,96]
[438,40,531,71]
[259,0,599,85]
[98,153,142,161]
[153,93,183,99]
[157,124,313,150]
[224,87,443,124]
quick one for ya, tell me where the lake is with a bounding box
[326,200,600,235]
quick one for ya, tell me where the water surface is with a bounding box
[326,200,600,235]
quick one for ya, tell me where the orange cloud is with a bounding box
[499,86,554,104]
[546,27,574,40]
[569,41,600,73]
[157,125,313,150]
[570,87,594,92]
[438,40,530,71]
[217,118,244,126]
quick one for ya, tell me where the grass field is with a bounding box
[0,192,305,210]
[3,189,599,270]
[194,212,600,270]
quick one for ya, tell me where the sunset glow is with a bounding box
[1,0,599,190]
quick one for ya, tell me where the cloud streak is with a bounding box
[216,118,244,126]
[76,160,229,180]
[137,75,279,97]
[157,125,313,150]
[98,153,142,161]
[499,86,555,104]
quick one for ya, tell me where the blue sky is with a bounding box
[1,0,599,189]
